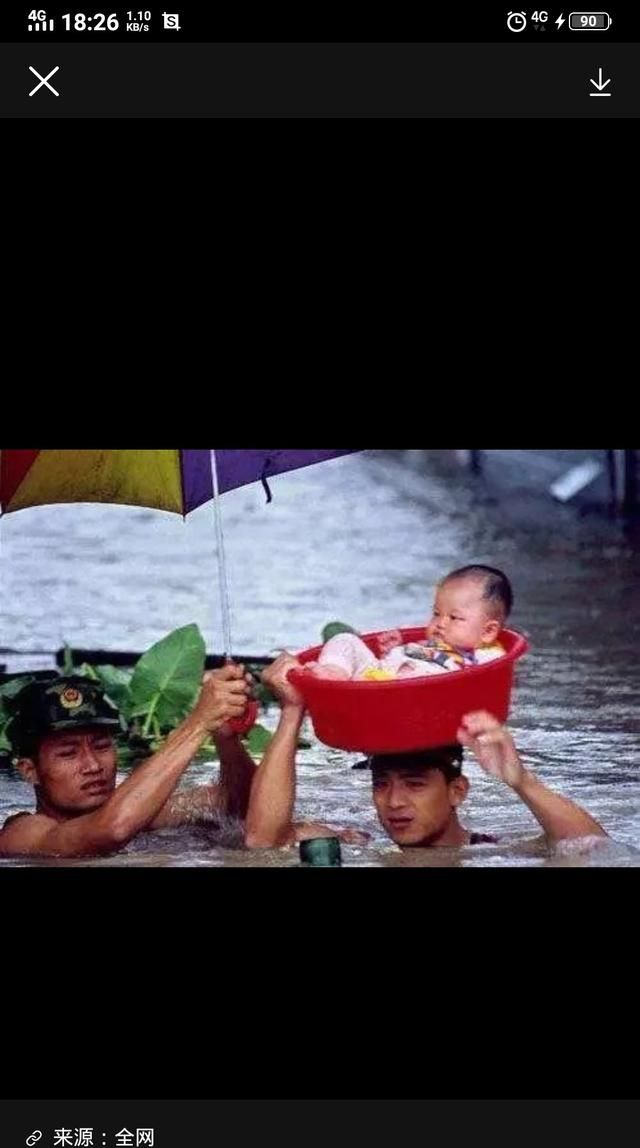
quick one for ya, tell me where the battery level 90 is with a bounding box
[569,12,613,30]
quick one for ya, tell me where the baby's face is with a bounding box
[426,579,500,650]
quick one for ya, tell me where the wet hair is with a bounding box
[367,745,464,783]
[442,565,513,621]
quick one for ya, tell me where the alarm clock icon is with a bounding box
[507,11,528,32]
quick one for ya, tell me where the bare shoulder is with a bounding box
[0,812,57,856]
[2,811,32,830]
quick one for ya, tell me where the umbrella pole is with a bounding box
[209,450,233,659]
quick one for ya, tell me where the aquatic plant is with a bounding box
[0,624,284,769]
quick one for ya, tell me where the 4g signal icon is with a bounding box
[28,9,56,31]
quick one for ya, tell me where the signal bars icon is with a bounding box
[29,17,55,31]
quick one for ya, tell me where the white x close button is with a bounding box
[29,66,60,97]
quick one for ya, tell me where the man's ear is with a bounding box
[448,775,469,808]
[16,757,39,786]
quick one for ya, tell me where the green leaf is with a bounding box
[0,677,35,736]
[92,665,132,712]
[250,679,276,709]
[321,621,358,643]
[245,664,275,698]
[243,723,273,756]
[0,686,29,757]
[116,742,151,771]
[126,624,206,735]
[61,643,75,675]
[193,739,219,763]
[0,675,35,702]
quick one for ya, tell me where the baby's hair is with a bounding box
[443,565,513,621]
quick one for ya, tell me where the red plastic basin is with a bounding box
[288,627,529,753]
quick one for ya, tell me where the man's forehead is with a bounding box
[371,764,437,779]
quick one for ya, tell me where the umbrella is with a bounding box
[0,449,362,654]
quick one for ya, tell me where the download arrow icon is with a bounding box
[590,67,612,95]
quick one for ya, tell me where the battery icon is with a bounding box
[569,12,613,30]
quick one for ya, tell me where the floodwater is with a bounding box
[1,448,639,866]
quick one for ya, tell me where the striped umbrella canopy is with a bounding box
[0,450,360,516]
[0,449,362,653]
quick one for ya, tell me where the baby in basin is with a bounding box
[306,565,512,681]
